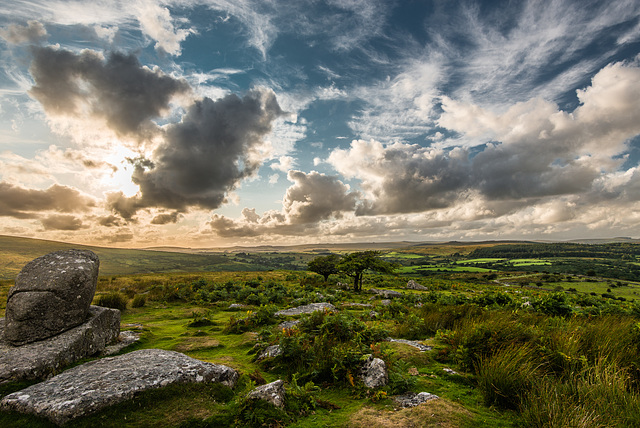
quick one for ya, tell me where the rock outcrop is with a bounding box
[0,349,239,425]
[360,354,388,388]
[275,302,335,316]
[0,305,120,384]
[247,379,286,408]
[4,249,100,345]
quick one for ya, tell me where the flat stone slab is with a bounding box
[393,392,439,408]
[0,306,120,384]
[369,288,403,298]
[101,330,141,356]
[275,302,335,316]
[386,338,432,352]
[0,349,239,425]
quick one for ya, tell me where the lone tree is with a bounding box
[336,251,396,292]
[307,254,341,281]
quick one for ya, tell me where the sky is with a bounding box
[0,0,640,248]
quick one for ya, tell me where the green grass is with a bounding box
[3,240,640,426]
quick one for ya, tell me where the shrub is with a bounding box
[131,294,146,308]
[95,292,128,311]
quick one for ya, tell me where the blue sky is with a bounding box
[0,0,639,247]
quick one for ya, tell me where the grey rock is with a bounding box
[0,306,120,384]
[406,280,428,291]
[393,392,439,408]
[369,311,379,319]
[369,288,403,298]
[5,250,99,345]
[102,330,141,356]
[0,349,238,425]
[247,379,286,408]
[228,303,247,310]
[387,338,432,352]
[278,320,300,330]
[380,299,391,306]
[442,367,459,375]
[275,302,335,316]
[360,354,387,388]
[258,344,282,360]
[341,302,373,308]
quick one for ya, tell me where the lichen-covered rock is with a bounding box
[360,354,388,388]
[247,379,286,408]
[369,288,403,298]
[275,302,335,316]
[386,337,432,352]
[0,306,120,384]
[393,392,439,408]
[406,280,428,291]
[0,349,239,425]
[5,249,99,345]
[258,344,282,360]
[278,320,300,330]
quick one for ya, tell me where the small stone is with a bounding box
[360,354,387,388]
[278,320,300,330]
[406,280,428,291]
[275,302,335,316]
[247,379,286,408]
[369,288,403,298]
[257,345,282,360]
[393,392,439,408]
[386,338,432,352]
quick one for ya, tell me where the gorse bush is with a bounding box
[95,292,128,311]
[131,294,146,308]
[224,305,278,334]
[262,310,389,386]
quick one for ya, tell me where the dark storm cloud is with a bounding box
[40,214,86,231]
[0,182,95,219]
[284,170,360,223]
[0,21,47,44]
[150,211,181,224]
[108,88,285,219]
[97,215,123,227]
[470,143,600,200]
[28,46,190,137]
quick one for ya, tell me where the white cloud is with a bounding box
[134,0,194,56]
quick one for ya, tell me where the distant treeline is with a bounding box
[469,243,640,260]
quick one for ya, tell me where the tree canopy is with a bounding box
[307,254,341,281]
[336,251,396,292]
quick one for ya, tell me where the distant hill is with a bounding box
[0,235,244,280]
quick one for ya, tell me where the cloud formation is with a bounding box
[0,20,47,44]
[29,46,191,138]
[0,182,95,219]
[207,170,359,237]
[325,62,640,219]
[108,87,285,219]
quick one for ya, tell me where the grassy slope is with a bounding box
[0,235,249,280]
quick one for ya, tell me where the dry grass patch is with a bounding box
[348,399,472,428]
